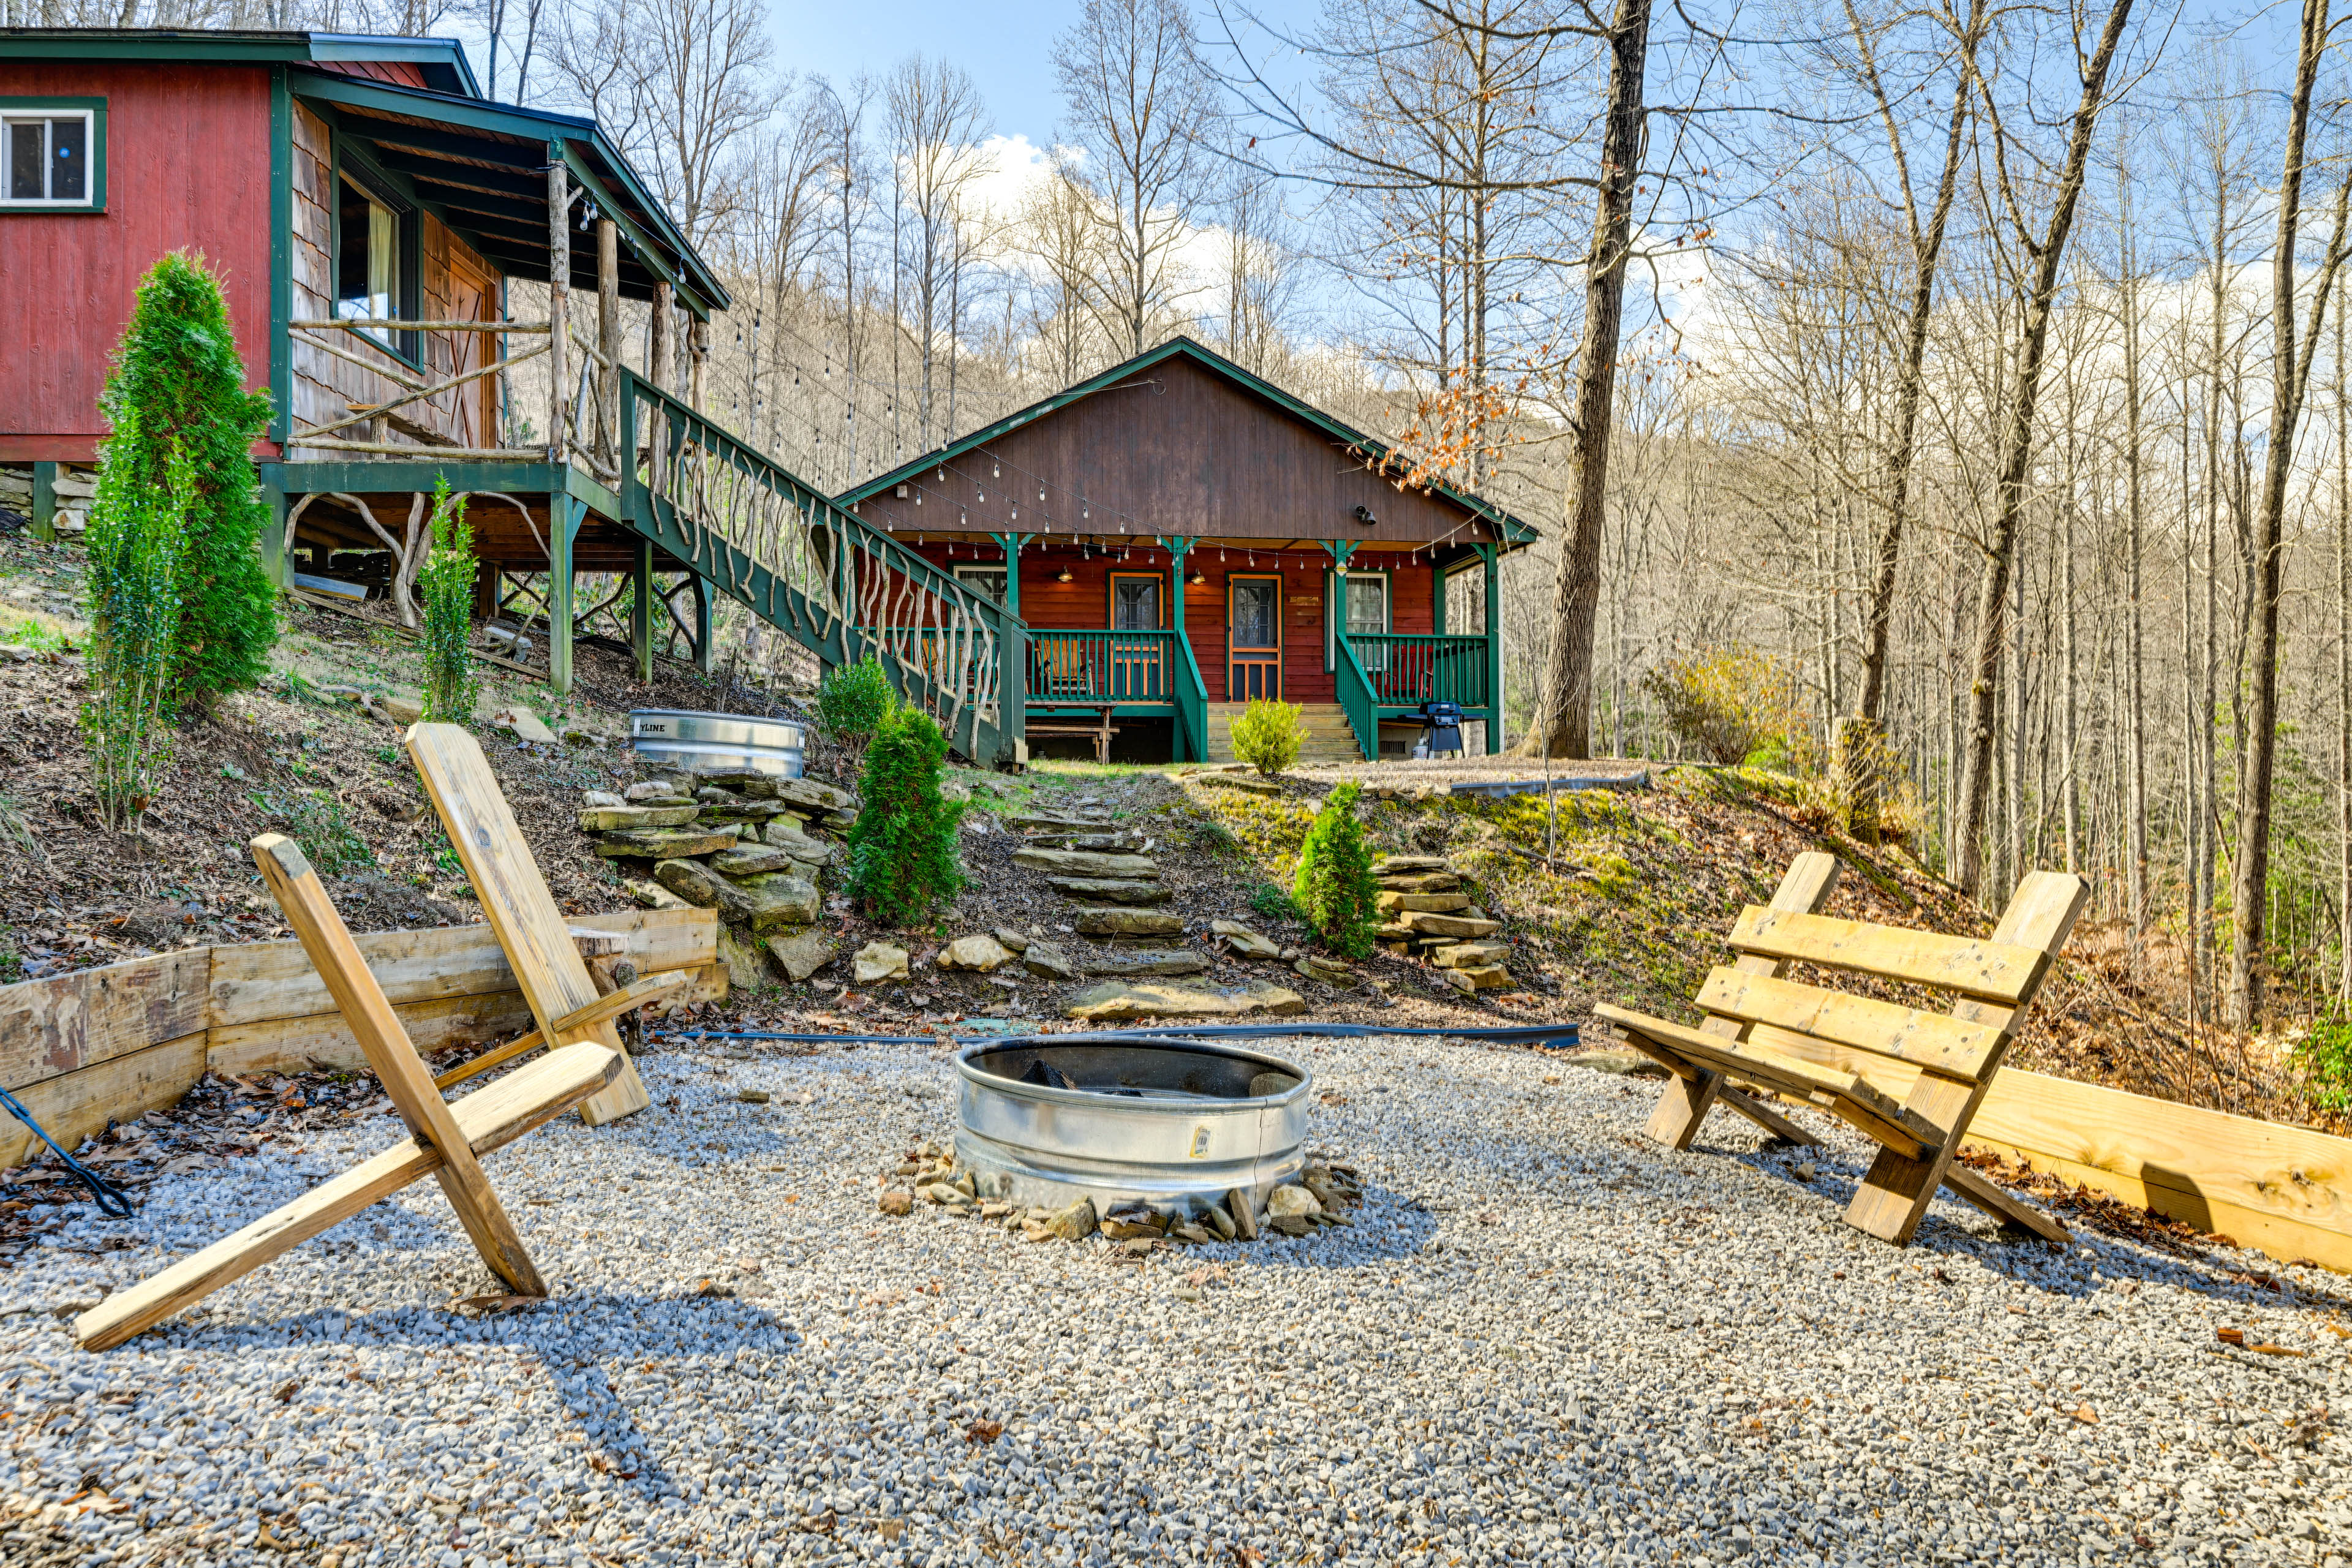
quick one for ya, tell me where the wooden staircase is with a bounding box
[1203,703,1363,764]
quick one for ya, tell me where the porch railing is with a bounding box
[1344,633,1491,710]
[285,317,549,461]
[1028,630,1180,703]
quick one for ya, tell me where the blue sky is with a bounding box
[763,0,1093,147]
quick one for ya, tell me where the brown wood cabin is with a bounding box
[0,28,732,693]
[836,339,1537,764]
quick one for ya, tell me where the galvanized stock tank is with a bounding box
[628,709,806,777]
[953,1035,1312,1215]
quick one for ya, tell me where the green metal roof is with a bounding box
[0,28,480,94]
[836,335,1541,549]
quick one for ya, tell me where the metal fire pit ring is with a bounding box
[953,1034,1313,1215]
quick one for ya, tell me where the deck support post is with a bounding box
[1432,554,1447,636]
[691,573,713,676]
[550,494,582,696]
[545,156,569,467]
[29,461,55,544]
[1167,536,1202,763]
[631,537,654,685]
[596,216,620,467]
[1477,541,1502,753]
[259,475,288,585]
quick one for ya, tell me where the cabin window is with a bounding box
[1,106,100,209]
[954,563,1008,603]
[336,172,410,352]
[1332,571,1390,671]
[1110,574,1163,630]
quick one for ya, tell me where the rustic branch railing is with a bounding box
[622,369,1022,763]
[288,318,549,460]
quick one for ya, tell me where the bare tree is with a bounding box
[2226,0,2352,1025]
[1052,0,1221,358]
[885,56,995,450]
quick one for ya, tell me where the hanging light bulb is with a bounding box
[978,489,986,503]
[1219,547,1226,562]
[1038,486,1046,502]
[1011,507,1019,521]
[1082,504,1090,520]
[992,461,1000,478]
[914,492,922,505]
[937,467,945,482]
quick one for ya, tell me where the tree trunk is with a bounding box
[2228,0,2352,1027]
[1521,0,1651,760]
[1953,0,2136,897]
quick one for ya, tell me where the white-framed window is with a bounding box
[1328,570,1390,669]
[2,107,98,209]
[953,562,1008,603]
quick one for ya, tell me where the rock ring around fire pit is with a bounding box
[953,1035,1313,1216]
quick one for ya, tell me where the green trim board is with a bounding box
[269,69,292,447]
[836,336,1543,549]
[0,96,107,213]
[0,30,477,94]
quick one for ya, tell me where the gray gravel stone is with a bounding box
[3,1035,2341,1566]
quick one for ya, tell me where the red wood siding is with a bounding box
[0,62,276,462]
[853,352,1507,549]
[895,539,1441,704]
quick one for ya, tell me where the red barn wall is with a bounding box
[0,61,276,462]
[898,538,1439,705]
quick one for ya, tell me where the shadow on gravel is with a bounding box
[1725,1148,2352,1311]
[208,1287,804,1506]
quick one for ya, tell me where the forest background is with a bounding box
[15,0,2352,1053]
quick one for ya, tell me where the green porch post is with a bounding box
[1477,543,1502,753]
[990,532,1035,767]
[1432,556,1447,636]
[631,537,654,684]
[29,462,55,545]
[1168,537,1203,762]
[550,494,582,696]
[259,476,288,586]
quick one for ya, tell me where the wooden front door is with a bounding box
[1107,573,1166,698]
[1229,574,1281,701]
[443,252,499,448]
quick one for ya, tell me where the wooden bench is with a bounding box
[1593,852,2089,1246]
[1025,707,1120,764]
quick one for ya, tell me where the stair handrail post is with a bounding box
[1167,537,1207,763]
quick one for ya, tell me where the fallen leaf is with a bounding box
[798,1507,837,1535]
[273,1379,300,1403]
[2218,1327,2246,1346]
[2248,1343,2310,1358]
[2071,1405,2099,1425]
[965,1418,1005,1444]
[876,1520,905,1543]
[452,1293,539,1316]
[694,1278,736,1299]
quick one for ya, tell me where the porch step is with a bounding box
[1202,704,1363,764]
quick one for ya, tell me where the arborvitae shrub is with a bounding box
[1292,781,1381,958]
[845,703,965,926]
[1228,697,1305,775]
[100,251,277,712]
[817,654,895,761]
[81,413,189,831]
[415,478,478,724]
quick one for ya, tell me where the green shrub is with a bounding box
[1249,881,1301,924]
[415,478,478,724]
[1292,782,1381,957]
[100,251,277,712]
[1229,697,1305,775]
[252,785,374,875]
[80,414,189,832]
[818,655,895,755]
[2294,1014,2352,1117]
[1639,648,1817,771]
[845,703,965,925]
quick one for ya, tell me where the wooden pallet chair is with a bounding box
[403,722,655,1126]
[76,835,628,1350]
[1593,853,2090,1247]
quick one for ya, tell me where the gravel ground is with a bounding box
[4,1033,2348,1567]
